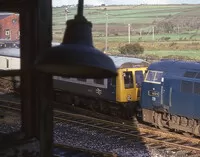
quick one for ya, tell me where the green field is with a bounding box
[52,4,200,59]
[93,34,200,42]
[145,50,200,58]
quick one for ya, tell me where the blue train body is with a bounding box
[140,59,200,135]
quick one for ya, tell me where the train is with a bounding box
[0,40,20,48]
[141,59,200,136]
[1,46,200,137]
[0,47,148,119]
[53,55,148,119]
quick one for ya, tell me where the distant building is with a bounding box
[0,13,20,41]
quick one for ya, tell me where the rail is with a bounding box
[1,96,200,156]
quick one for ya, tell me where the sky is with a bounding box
[52,0,199,7]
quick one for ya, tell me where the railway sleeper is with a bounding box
[175,150,191,156]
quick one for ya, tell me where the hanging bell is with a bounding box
[35,1,117,78]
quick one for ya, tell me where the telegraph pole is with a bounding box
[128,24,131,43]
[177,25,180,38]
[152,26,155,41]
[65,13,68,21]
[140,28,142,36]
[65,7,68,21]
[105,13,108,52]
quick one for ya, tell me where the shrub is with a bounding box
[169,42,177,47]
[118,43,144,55]
[158,37,171,41]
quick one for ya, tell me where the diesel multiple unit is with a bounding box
[0,47,148,119]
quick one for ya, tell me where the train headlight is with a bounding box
[127,95,131,101]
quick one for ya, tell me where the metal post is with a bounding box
[177,25,179,38]
[65,12,68,21]
[128,24,131,44]
[105,13,108,52]
[78,0,84,16]
[152,26,154,41]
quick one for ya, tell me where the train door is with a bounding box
[160,78,172,111]
[123,71,135,101]
[116,70,136,102]
[135,70,145,100]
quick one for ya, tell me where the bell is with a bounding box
[35,0,117,78]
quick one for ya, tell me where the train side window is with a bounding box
[60,76,71,81]
[94,79,104,85]
[135,71,144,87]
[6,59,9,68]
[111,77,116,86]
[77,78,87,82]
[61,76,71,79]
[145,71,156,82]
[181,80,193,93]
[184,71,197,78]
[194,82,200,95]
[123,71,133,89]
[195,73,200,79]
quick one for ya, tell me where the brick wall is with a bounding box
[0,14,20,41]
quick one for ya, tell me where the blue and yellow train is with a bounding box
[54,55,148,118]
[2,47,200,136]
[0,47,148,119]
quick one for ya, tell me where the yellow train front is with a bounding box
[53,55,148,119]
[115,66,147,118]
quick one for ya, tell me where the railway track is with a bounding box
[53,143,115,157]
[0,134,114,157]
[0,99,115,157]
[54,110,200,156]
[1,96,200,156]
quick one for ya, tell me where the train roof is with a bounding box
[0,48,20,58]
[148,60,200,72]
[0,48,149,68]
[0,42,59,58]
[109,55,149,68]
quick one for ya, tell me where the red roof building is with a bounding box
[0,13,20,41]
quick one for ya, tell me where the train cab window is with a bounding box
[155,72,163,82]
[145,71,163,83]
[77,78,87,82]
[181,80,193,93]
[94,79,104,85]
[145,71,156,82]
[123,71,133,89]
[194,82,200,95]
[135,71,144,87]
[184,71,197,78]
